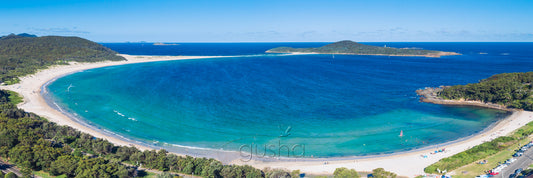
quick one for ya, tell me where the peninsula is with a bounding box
[417,72,533,111]
[266,40,460,57]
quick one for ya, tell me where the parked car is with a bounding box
[506,158,517,164]
[513,152,523,157]
[515,168,523,174]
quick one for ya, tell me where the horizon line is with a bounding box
[96,41,533,43]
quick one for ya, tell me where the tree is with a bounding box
[241,165,263,178]
[333,167,360,178]
[4,172,17,178]
[291,170,301,178]
[8,145,33,168]
[74,157,127,178]
[115,146,137,162]
[205,160,223,178]
[372,168,396,178]
[0,130,17,149]
[220,166,242,178]
[20,166,32,178]
[265,168,291,178]
[371,168,397,178]
[50,155,78,177]
[32,141,63,171]
[155,149,169,171]
[183,162,195,175]
[129,151,144,166]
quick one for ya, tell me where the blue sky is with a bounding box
[1,0,533,42]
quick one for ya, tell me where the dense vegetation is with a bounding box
[0,89,293,178]
[438,72,533,111]
[332,167,397,178]
[0,33,125,84]
[266,40,455,56]
[425,120,533,173]
[333,167,360,178]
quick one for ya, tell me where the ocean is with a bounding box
[45,42,533,159]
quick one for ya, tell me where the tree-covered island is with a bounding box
[266,40,460,57]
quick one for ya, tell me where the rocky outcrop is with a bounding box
[416,87,513,111]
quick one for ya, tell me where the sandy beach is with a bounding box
[1,54,532,177]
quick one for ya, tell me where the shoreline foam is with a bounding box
[1,54,532,177]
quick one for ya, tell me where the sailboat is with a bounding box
[399,130,404,137]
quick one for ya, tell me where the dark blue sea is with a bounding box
[46,42,533,158]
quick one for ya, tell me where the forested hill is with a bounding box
[266,40,460,57]
[0,34,125,84]
[437,72,533,110]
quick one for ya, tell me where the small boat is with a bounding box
[399,130,404,137]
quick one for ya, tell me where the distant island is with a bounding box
[0,33,125,84]
[153,42,179,46]
[417,72,533,111]
[266,40,460,57]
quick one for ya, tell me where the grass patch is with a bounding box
[137,171,157,178]
[425,120,533,174]
[33,171,67,178]
[451,138,529,177]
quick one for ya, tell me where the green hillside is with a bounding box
[438,72,533,110]
[0,34,125,84]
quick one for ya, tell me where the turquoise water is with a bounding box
[47,43,533,158]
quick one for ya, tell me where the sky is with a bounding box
[1,0,533,42]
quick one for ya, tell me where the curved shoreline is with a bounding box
[0,54,229,151]
[1,54,532,177]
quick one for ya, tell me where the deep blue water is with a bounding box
[102,42,330,56]
[47,43,532,158]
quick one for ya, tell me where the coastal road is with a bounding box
[0,159,23,177]
[501,147,533,178]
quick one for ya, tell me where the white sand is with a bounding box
[1,54,532,177]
